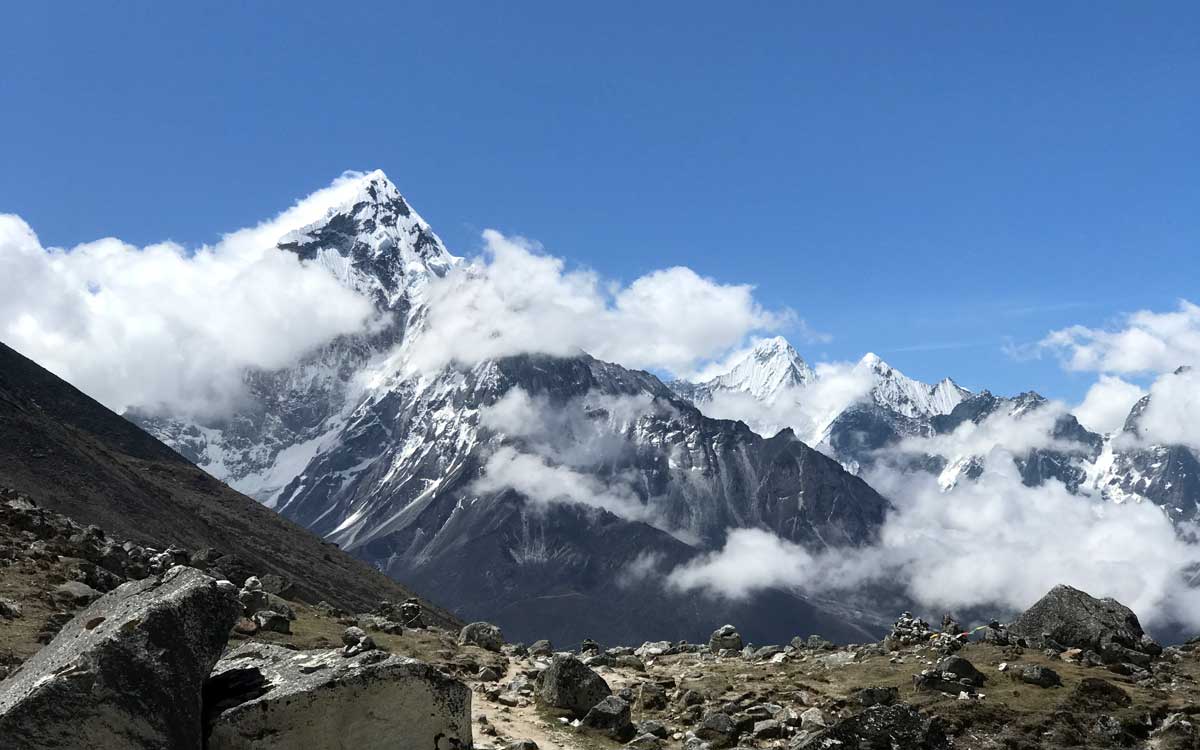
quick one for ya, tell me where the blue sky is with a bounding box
[2,2,1197,401]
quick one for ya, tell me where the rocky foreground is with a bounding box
[3,490,1200,748]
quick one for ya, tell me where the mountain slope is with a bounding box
[0,340,458,624]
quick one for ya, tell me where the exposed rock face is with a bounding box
[535,654,611,717]
[0,566,240,750]
[204,643,472,750]
[1009,585,1161,662]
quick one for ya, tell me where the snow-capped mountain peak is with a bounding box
[710,336,816,401]
[669,335,815,405]
[277,169,459,310]
[854,353,968,419]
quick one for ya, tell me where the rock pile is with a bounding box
[913,655,987,695]
[884,611,933,649]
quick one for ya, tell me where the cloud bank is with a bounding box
[1042,300,1200,375]
[408,230,794,376]
[0,176,378,418]
[668,461,1200,627]
[3,173,798,419]
[1074,375,1147,435]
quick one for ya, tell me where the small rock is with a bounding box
[853,686,898,707]
[582,695,635,741]
[1018,664,1062,688]
[51,580,101,607]
[800,707,827,729]
[253,610,291,634]
[637,719,670,738]
[696,711,738,748]
[752,718,783,738]
[478,666,501,682]
[0,598,22,619]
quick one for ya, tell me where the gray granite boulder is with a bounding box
[535,654,611,717]
[204,643,472,749]
[1009,585,1161,661]
[0,566,240,750]
[459,621,504,652]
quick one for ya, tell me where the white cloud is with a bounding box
[479,387,662,467]
[472,388,705,545]
[408,230,793,376]
[472,445,653,521]
[0,172,378,418]
[1121,367,1200,450]
[1041,300,1200,375]
[1074,375,1147,435]
[667,527,816,600]
[668,460,1200,628]
[890,399,1083,462]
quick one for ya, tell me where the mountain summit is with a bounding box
[673,336,815,404]
[277,169,458,310]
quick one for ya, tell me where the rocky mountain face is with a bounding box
[1089,390,1200,526]
[134,171,460,502]
[132,173,897,646]
[924,390,1104,491]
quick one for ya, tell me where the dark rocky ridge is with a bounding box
[0,340,457,623]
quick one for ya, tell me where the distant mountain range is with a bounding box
[131,172,893,646]
[118,171,1199,643]
[671,333,1198,525]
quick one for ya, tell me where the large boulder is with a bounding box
[697,711,739,748]
[204,643,472,749]
[459,621,504,652]
[535,654,611,717]
[581,695,635,741]
[0,566,240,750]
[708,624,743,653]
[1009,585,1161,660]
